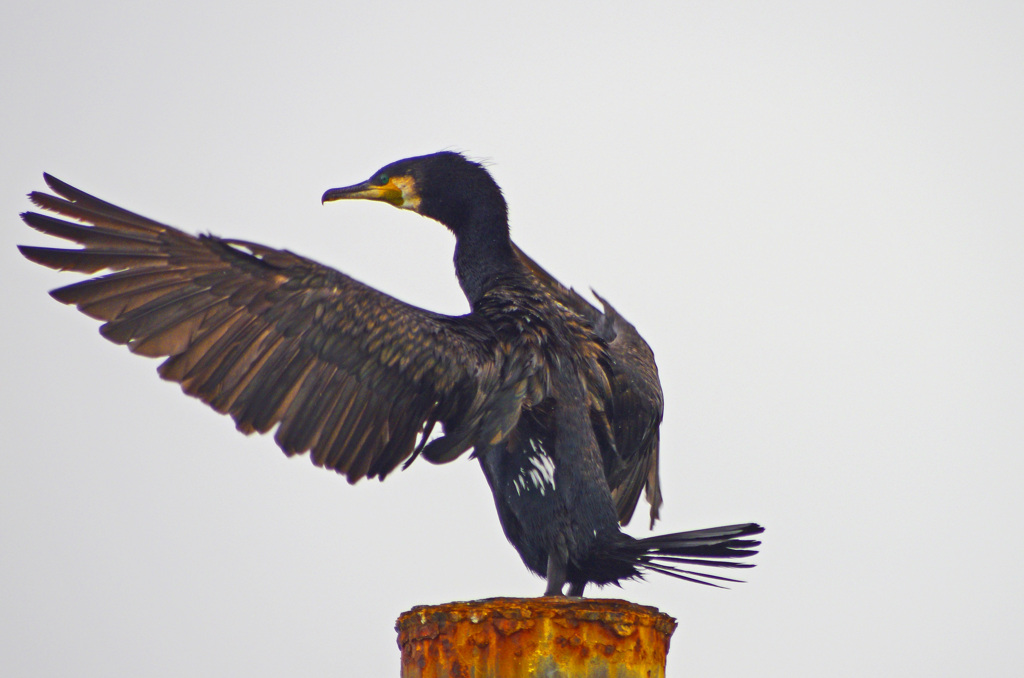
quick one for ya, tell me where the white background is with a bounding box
[3,3,1022,676]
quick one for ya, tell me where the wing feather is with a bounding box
[20,174,497,482]
[511,244,664,527]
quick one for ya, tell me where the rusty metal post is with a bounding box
[396,597,677,677]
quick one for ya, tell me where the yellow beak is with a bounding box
[322,178,405,207]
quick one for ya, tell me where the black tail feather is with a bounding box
[651,556,756,568]
[635,522,764,588]
[642,564,746,588]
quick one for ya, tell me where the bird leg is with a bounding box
[567,581,586,597]
[544,553,567,596]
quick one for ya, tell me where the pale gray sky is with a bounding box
[3,3,1022,676]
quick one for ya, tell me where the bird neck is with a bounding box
[452,207,520,305]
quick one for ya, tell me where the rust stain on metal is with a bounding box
[396,597,677,677]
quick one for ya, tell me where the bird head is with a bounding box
[322,152,507,235]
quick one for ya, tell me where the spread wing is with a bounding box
[511,244,664,527]
[19,173,502,483]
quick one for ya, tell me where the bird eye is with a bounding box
[376,172,389,185]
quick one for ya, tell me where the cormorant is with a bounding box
[19,152,763,596]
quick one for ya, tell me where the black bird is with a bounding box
[19,152,763,596]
